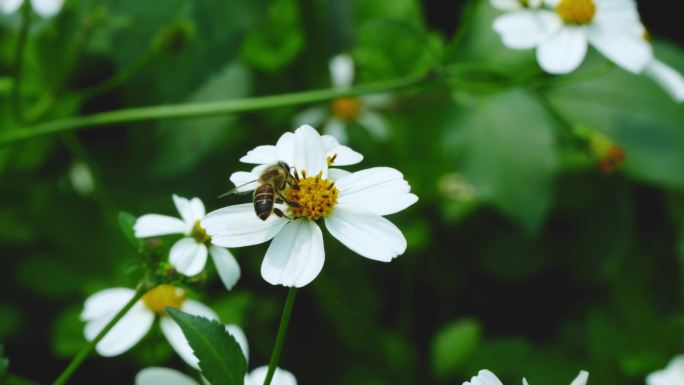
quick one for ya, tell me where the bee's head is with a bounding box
[277,161,291,172]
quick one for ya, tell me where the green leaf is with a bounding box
[450,89,558,235]
[431,318,482,378]
[118,211,139,248]
[546,41,684,189]
[166,308,247,385]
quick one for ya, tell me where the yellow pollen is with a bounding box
[142,284,186,315]
[327,153,337,167]
[643,29,651,42]
[286,171,339,220]
[191,221,211,244]
[556,0,596,25]
[330,97,362,120]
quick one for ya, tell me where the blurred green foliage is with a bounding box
[1,0,684,384]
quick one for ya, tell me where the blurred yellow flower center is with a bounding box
[142,285,186,315]
[331,97,362,120]
[287,171,339,220]
[556,0,595,24]
[191,220,211,244]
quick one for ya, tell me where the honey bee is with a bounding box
[220,161,300,221]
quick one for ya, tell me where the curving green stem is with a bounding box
[51,285,150,385]
[262,288,298,385]
[0,72,430,147]
[11,1,33,124]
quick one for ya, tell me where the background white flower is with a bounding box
[294,54,392,143]
[647,355,684,385]
[135,195,241,290]
[80,285,217,368]
[492,0,652,74]
[203,125,417,287]
[463,369,589,385]
[135,324,296,385]
[1,0,64,17]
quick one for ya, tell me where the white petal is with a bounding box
[537,27,588,74]
[293,125,327,178]
[161,300,218,369]
[209,246,241,290]
[170,238,208,276]
[647,355,684,385]
[321,135,363,166]
[588,23,652,73]
[229,171,260,193]
[493,10,561,49]
[644,59,684,101]
[261,220,325,287]
[293,106,327,128]
[569,371,589,385]
[329,54,355,89]
[225,324,249,361]
[240,145,278,164]
[134,214,189,237]
[246,366,297,385]
[463,370,504,385]
[544,0,560,6]
[489,0,522,10]
[136,368,199,385]
[173,195,204,225]
[323,119,349,144]
[86,303,153,357]
[336,167,418,216]
[328,168,352,180]
[275,132,296,166]
[325,208,407,262]
[357,111,390,139]
[1,0,23,14]
[81,288,137,321]
[593,0,641,31]
[359,93,393,109]
[30,0,62,16]
[523,379,530,385]
[203,204,288,247]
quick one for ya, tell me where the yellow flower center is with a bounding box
[191,220,211,245]
[556,0,596,25]
[286,171,339,220]
[142,284,186,315]
[330,97,362,120]
[642,29,651,42]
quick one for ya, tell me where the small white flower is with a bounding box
[492,0,652,74]
[647,355,684,385]
[0,0,64,17]
[135,325,297,385]
[135,195,241,290]
[464,369,589,385]
[294,54,392,144]
[81,285,218,368]
[203,125,417,287]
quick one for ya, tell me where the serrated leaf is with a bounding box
[167,308,246,385]
[118,211,139,248]
[431,319,481,378]
[450,89,557,235]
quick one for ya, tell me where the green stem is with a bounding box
[11,2,32,124]
[51,285,150,385]
[0,72,429,147]
[262,288,298,385]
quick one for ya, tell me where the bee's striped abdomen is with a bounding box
[254,184,275,221]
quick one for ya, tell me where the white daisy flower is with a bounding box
[135,325,296,385]
[135,195,241,290]
[294,54,392,144]
[463,369,589,385]
[647,355,684,385]
[0,0,64,17]
[81,285,218,368]
[492,0,653,74]
[203,125,418,287]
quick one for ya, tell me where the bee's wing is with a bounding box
[218,180,260,198]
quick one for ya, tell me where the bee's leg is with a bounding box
[273,208,292,220]
[276,191,300,208]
